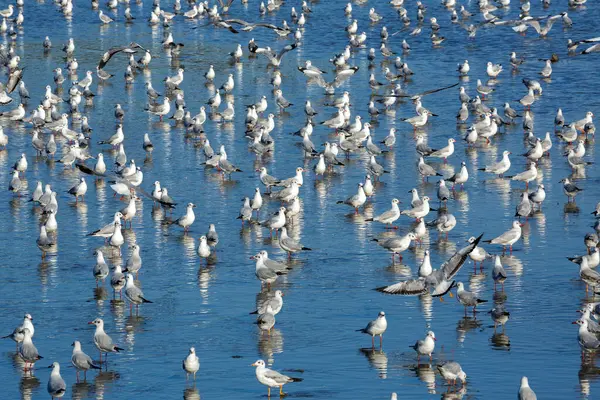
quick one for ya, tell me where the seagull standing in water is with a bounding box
[183,347,200,381]
[251,359,303,397]
[356,311,387,348]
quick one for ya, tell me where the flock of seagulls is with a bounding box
[1,0,600,398]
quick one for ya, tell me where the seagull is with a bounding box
[510,163,537,188]
[98,10,114,24]
[197,236,211,263]
[19,328,42,371]
[251,359,303,398]
[256,304,276,333]
[518,377,537,400]
[479,150,511,177]
[279,227,311,259]
[376,234,484,297]
[124,274,153,314]
[456,282,488,314]
[168,202,196,232]
[492,256,508,291]
[483,221,523,253]
[437,361,467,386]
[337,183,367,213]
[428,138,455,162]
[560,178,583,202]
[67,177,87,203]
[71,341,100,382]
[365,199,401,228]
[93,250,109,286]
[447,161,469,189]
[88,318,123,365]
[47,362,67,399]
[251,289,285,315]
[183,347,200,381]
[373,233,416,263]
[410,331,436,363]
[251,252,280,287]
[2,313,34,351]
[356,311,387,348]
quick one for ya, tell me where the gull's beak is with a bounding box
[250,363,257,366]
[571,321,579,324]
[519,223,525,227]
[87,321,94,325]
[255,169,261,172]
[192,204,197,208]
[432,337,437,341]
[47,365,54,369]
[250,256,255,260]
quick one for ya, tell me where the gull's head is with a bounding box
[513,221,522,229]
[426,331,436,340]
[189,347,196,354]
[88,318,103,326]
[457,282,465,290]
[378,311,385,318]
[251,359,265,368]
[392,198,400,205]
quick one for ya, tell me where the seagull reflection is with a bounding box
[492,291,508,305]
[94,286,109,303]
[420,293,433,322]
[441,386,467,399]
[564,201,580,214]
[384,262,412,276]
[359,347,388,379]
[94,370,120,398]
[579,359,600,398]
[184,387,201,400]
[411,363,436,394]
[257,328,283,364]
[198,266,214,304]
[489,306,510,333]
[110,299,126,318]
[456,316,482,343]
[71,381,92,400]
[125,314,146,344]
[501,254,523,276]
[19,375,40,400]
[490,332,511,350]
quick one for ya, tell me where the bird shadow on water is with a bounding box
[257,328,284,364]
[489,332,511,350]
[71,381,92,400]
[579,358,600,398]
[93,370,120,397]
[19,374,40,398]
[183,386,201,400]
[359,347,388,379]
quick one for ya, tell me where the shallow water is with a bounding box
[1,0,600,399]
